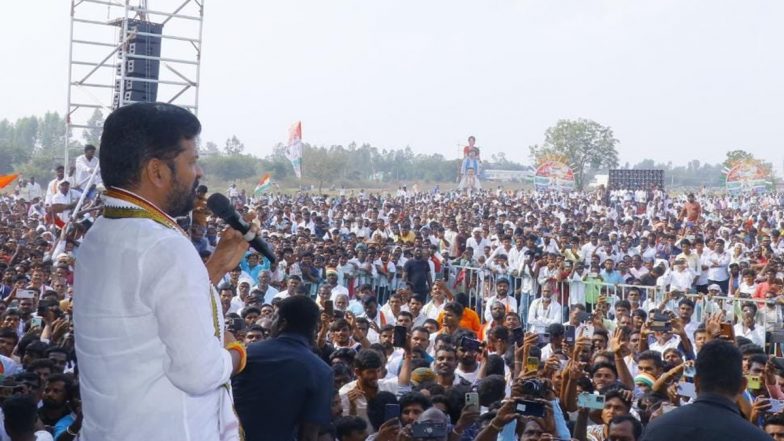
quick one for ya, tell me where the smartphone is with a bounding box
[465,392,479,409]
[228,317,245,332]
[384,403,400,422]
[719,323,734,340]
[324,300,334,317]
[577,311,591,324]
[683,365,696,378]
[577,392,605,410]
[677,382,697,399]
[526,356,539,372]
[393,325,408,348]
[459,336,482,352]
[769,399,784,414]
[564,325,576,344]
[515,399,546,417]
[578,323,594,338]
[31,316,43,328]
[649,313,671,332]
[16,289,35,299]
[512,327,525,345]
[747,375,762,390]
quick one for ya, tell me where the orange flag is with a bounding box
[0,174,18,189]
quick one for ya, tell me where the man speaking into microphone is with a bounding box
[74,103,249,441]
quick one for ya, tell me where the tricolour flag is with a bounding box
[254,173,272,196]
[287,121,303,179]
[0,174,19,189]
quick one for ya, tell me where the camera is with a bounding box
[520,379,546,398]
[411,421,448,439]
[649,312,671,332]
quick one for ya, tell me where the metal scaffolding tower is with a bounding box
[65,0,204,168]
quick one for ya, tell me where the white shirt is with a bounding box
[45,177,62,205]
[24,181,43,201]
[51,189,82,223]
[483,295,518,322]
[74,154,101,188]
[339,378,404,429]
[734,323,765,346]
[663,268,695,292]
[74,194,237,441]
[706,250,731,281]
[527,298,563,334]
[649,334,681,354]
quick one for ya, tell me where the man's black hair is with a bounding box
[484,355,506,377]
[593,327,609,342]
[591,361,618,379]
[399,391,432,414]
[329,349,356,366]
[354,349,383,371]
[335,416,367,441]
[0,329,19,345]
[610,414,642,440]
[765,413,784,429]
[739,343,765,356]
[749,353,769,367]
[477,374,506,406]
[443,301,464,318]
[240,307,261,319]
[99,102,201,188]
[454,293,470,309]
[637,350,664,370]
[45,346,69,358]
[696,339,744,396]
[28,358,54,372]
[2,396,38,436]
[46,373,75,402]
[678,298,695,309]
[276,295,320,338]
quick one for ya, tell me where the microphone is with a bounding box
[206,193,276,265]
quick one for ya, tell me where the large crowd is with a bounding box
[2,156,784,441]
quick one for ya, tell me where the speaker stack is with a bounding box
[113,20,163,108]
[608,169,664,191]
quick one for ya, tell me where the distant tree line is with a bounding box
[0,111,773,191]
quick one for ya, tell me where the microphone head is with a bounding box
[206,193,234,219]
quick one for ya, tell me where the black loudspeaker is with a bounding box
[113,20,164,108]
[608,169,664,191]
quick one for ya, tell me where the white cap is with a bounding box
[707,284,722,292]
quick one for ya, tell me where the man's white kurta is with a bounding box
[74,196,235,441]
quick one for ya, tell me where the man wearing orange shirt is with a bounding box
[436,293,481,335]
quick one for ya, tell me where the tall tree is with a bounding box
[723,149,755,168]
[304,145,341,192]
[83,108,104,146]
[203,141,220,156]
[224,135,245,155]
[37,112,66,154]
[529,118,619,190]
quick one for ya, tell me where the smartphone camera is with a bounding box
[459,336,482,352]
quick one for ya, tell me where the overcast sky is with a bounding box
[2,1,783,168]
